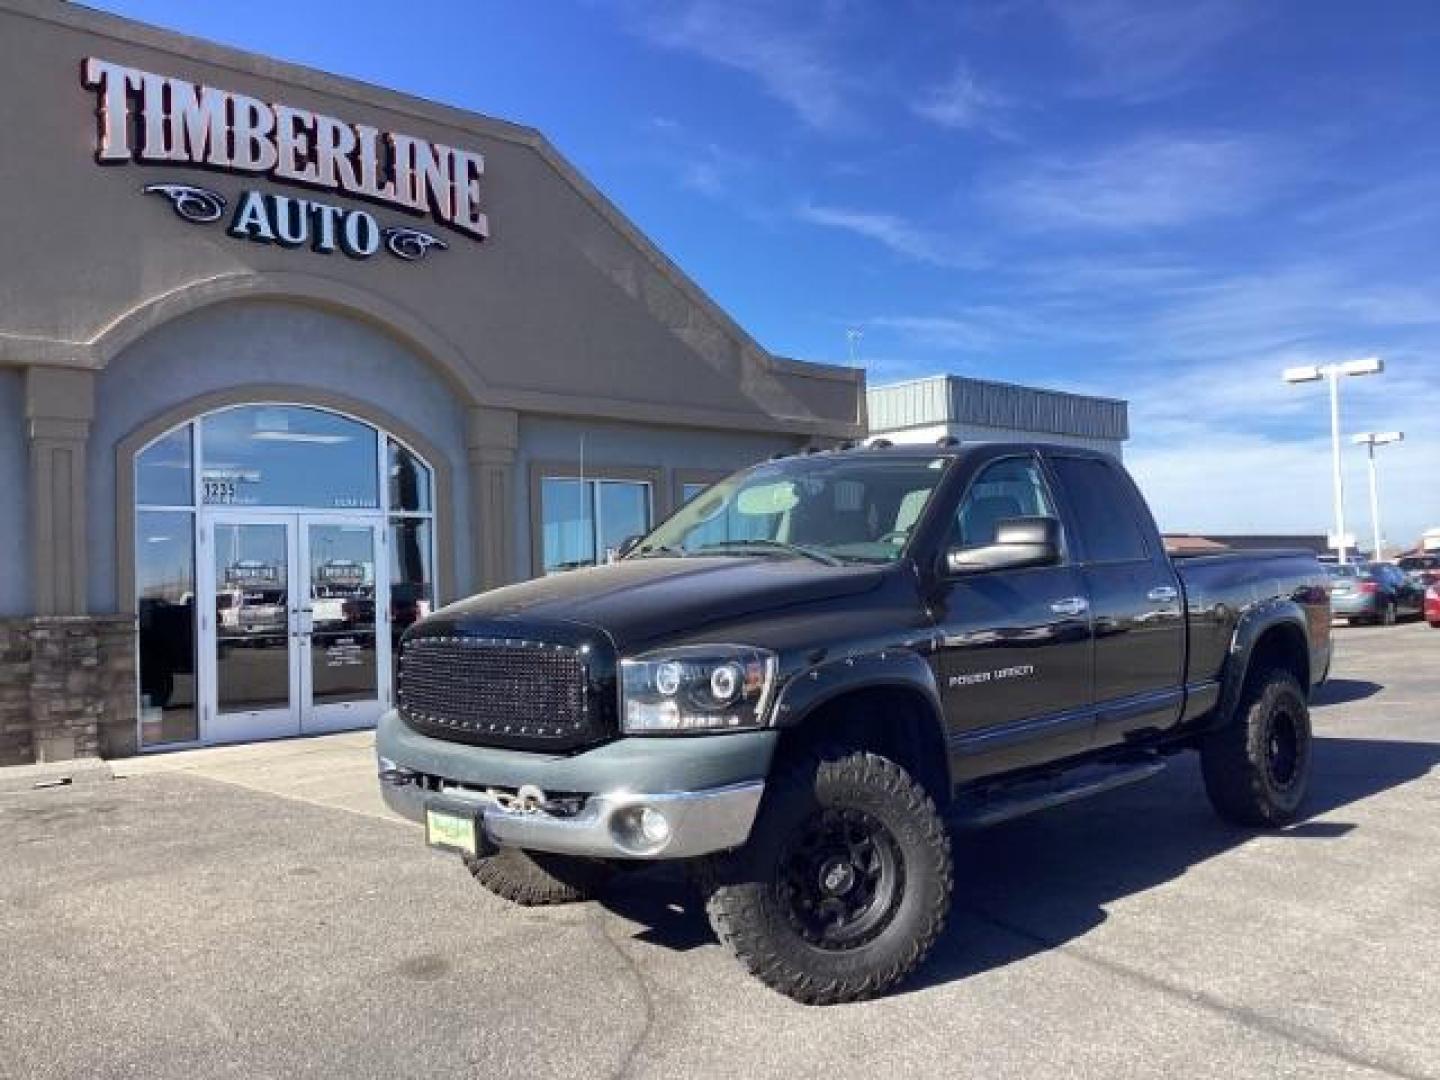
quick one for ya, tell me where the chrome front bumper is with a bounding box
[379,763,765,860]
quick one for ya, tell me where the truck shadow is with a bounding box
[1311,679,1383,705]
[602,735,1440,992]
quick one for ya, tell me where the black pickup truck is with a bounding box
[378,442,1331,1004]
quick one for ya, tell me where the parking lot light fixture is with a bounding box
[1352,431,1405,561]
[1282,357,1385,565]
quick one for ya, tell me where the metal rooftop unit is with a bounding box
[866,374,1129,455]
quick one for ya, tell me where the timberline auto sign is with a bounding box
[81,57,490,263]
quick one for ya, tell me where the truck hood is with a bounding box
[430,556,889,653]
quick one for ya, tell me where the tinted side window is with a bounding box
[1049,457,1151,564]
[952,457,1057,549]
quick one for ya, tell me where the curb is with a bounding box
[0,757,114,795]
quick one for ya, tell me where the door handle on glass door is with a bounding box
[1147,585,1179,603]
[1049,597,1088,616]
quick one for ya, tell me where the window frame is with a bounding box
[1042,453,1154,567]
[945,452,1070,567]
[529,461,661,576]
[673,468,729,511]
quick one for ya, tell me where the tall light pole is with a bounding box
[1282,356,1384,565]
[1352,431,1404,561]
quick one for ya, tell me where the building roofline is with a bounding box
[2,0,862,402]
[867,372,1128,408]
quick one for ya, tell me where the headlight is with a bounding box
[620,645,778,734]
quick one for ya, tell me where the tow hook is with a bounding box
[492,784,548,813]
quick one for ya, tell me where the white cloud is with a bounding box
[858,265,1440,541]
[1114,350,1440,543]
[678,143,753,199]
[1050,0,1252,101]
[867,303,1094,352]
[795,202,980,267]
[867,314,996,351]
[1128,427,1440,549]
[986,133,1287,231]
[1142,267,1440,363]
[643,118,763,206]
[912,64,1014,137]
[627,1,854,130]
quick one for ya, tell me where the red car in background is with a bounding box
[1427,582,1440,628]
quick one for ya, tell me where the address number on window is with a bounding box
[202,480,238,504]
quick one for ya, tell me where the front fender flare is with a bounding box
[769,650,951,803]
[771,646,944,730]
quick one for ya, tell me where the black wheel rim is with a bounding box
[1266,707,1301,789]
[777,807,903,951]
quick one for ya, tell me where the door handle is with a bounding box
[1049,597,1088,616]
[1147,585,1179,603]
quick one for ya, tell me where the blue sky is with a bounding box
[91,0,1440,546]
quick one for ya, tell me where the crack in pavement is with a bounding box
[588,906,659,1080]
[966,905,1436,1080]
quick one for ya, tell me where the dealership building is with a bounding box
[0,0,867,766]
[0,3,1135,769]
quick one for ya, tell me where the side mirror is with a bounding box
[945,517,1062,575]
[609,535,644,563]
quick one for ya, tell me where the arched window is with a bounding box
[133,404,436,748]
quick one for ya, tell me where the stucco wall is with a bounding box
[87,299,470,612]
[0,369,30,615]
[0,0,862,440]
[514,417,801,581]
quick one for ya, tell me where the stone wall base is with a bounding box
[0,615,137,767]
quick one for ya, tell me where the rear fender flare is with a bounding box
[1215,599,1312,727]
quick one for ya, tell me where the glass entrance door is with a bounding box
[200,513,389,744]
[300,518,388,733]
[207,516,299,744]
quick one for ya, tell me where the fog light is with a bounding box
[613,804,672,852]
[638,806,671,845]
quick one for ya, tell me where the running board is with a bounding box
[948,756,1167,829]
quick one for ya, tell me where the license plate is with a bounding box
[425,808,479,855]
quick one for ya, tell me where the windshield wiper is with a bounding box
[633,543,686,558]
[690,539,843,566]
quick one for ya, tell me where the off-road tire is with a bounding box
[1201,668,1312,827]
[463,848,614,906]
[695,746,952,1005]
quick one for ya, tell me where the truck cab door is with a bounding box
[930,455,1095,784]
[1043,454,1186,748]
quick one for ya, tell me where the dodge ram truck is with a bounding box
[378,442,1331,1004]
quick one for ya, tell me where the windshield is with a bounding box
[1326,564,1367,579]
[634,454,949,564]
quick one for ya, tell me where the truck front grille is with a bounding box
[397,636,608,751]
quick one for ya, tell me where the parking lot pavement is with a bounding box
[1,623,1436,1080]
